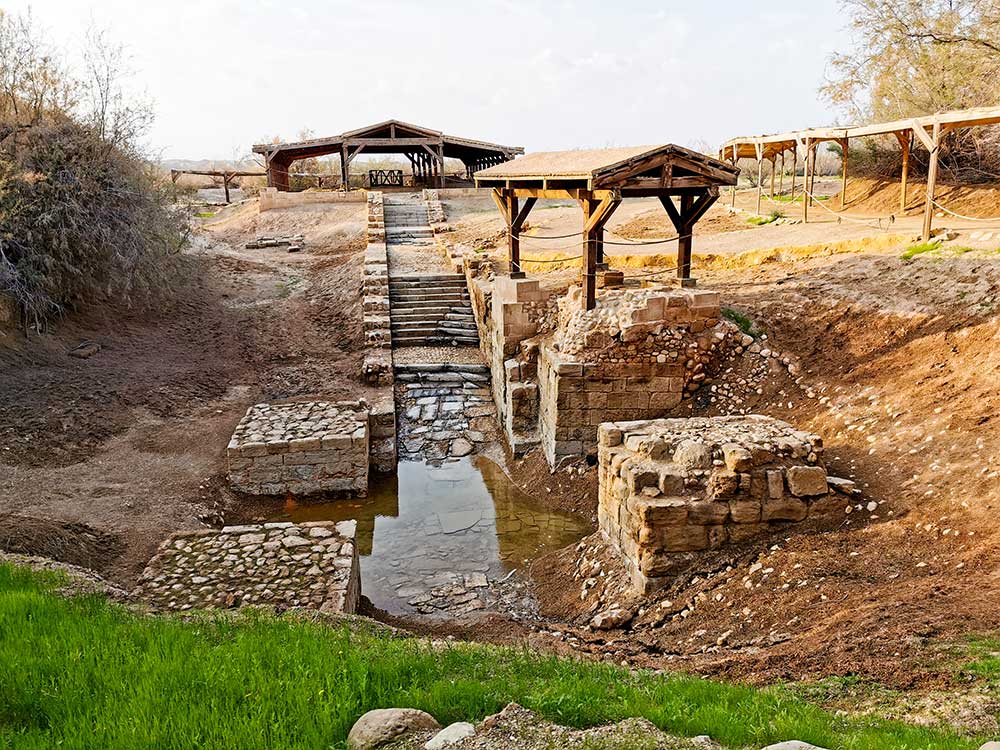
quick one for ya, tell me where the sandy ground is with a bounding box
[0,200,373,584]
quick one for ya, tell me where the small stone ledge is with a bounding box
[598,415,842,594]
[135,520,360,613]
[227,400,369,496]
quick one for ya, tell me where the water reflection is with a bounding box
[271,456,588,614]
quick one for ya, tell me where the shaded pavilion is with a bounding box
[475,145,739,310]
[720,105,1000,240]
[252,119,523,191]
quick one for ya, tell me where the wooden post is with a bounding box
[582,198,597,310]
[341,146,349,191]
[731,145,738,207]
[802,139,812,223]
[754,143,763,215]
[790,147,797,200]
[922,120,941,242]
[438,144,445,188]
[508,193,520,275]
[659,190,718,288]
[899,133,911,213]
[778,152,785,196]
[840,138,849,209]
[223,174,231,204]
[769,157,776,199]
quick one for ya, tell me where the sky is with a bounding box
[9,0,855,160]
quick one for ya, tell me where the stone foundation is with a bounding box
[597,415,846,594]
[136,520,360,613]
[227,401,369,496]
[465,267,743,468]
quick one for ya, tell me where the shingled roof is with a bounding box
[475,144,738,191]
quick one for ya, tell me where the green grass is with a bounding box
[0,564,982,750]
[194,211,216,219]
[901,241,942,260]
[956,636,1000,682]
[747,210,784,227]
[769,193,830,203]
[722,307,764,338]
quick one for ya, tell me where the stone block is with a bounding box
[787,466,828,497]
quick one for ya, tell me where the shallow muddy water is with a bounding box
[270,456,589,615]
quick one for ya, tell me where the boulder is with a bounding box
[424,722,476,749]
[760,742,828,750]
[590,607,633,630]
[347,708,441,750]
[979,744,1000,750]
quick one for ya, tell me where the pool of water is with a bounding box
[270,456,589,615]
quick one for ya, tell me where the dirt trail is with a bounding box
[0,200,372,584]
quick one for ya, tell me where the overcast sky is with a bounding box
[11,0,853,160]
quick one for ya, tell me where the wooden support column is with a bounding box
[897,131,911,212]
[660,189,718,287]
[790,147,797,200]
[769,157,776,199]
[490,189,536,278]
[779,151,785,195]
[754,142,764,215]
[223,173,231,204]
[840,138,849,209]
[802,139,813,223]
[922,120,942,242]
[438,144,446,188]
[577,192,622,310]
[268,155,292,192]
[731,145,738,207]
[340,146,349,191]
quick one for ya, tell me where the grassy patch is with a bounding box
[194,211,216,219]
[901,241,942,260]
[722,307,763,338]
[747,210,784,227]
[0,563,982,750]
[956,636,1000,683]
[769,193,830,203]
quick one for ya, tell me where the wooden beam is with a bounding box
[922,119,941,241]
[790,147,797,200]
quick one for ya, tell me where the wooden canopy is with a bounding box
[475,144,739,310]
[720,105,1000,238]
[252,119,523,191]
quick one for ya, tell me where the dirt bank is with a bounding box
[0,200,372,584]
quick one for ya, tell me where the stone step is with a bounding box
[395,363,489,374]
[392,335,480,347]
[390,278,466,288]
[390,293,468,303]
[391,274,466,282]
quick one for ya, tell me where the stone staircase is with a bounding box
[383,196,434,244]
[389,274,479,347]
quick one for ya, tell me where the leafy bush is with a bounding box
[0,11,185,330]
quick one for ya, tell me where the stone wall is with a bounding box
[537,287,731,465]
[597,415,851,593]
[227,401,369,496]
[466,269,560,455]
[135,520,360,613]
[464,268,743,467]
[259,187,365,212]
[360,191,397,473]
[422,188,446,224]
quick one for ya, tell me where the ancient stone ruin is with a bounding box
[135,520,360,614]
[468,272,743,466]
[227,401,369,496]
[597,415,851,593]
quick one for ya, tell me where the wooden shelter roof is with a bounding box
[475,144,738,193]
[252,119,523,162]
[720,105,1000,160]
